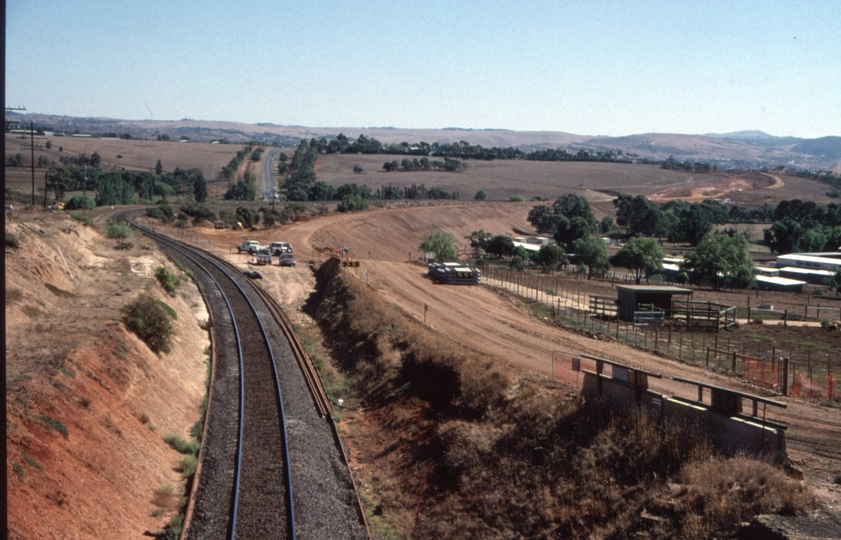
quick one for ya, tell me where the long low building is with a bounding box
[775,254,841,272]
[777,266,834,284]
[512,241,541,253]
[755,275,807,293]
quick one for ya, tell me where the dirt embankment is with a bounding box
[5,210,209,539]
[305,258,815,539]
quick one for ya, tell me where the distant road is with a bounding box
[261,147,280,201]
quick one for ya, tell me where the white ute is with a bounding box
[237,240,262,254]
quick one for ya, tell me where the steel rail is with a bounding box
[247,268,372,538]
[129,219,296,539]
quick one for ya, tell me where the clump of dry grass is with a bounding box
[675,455,814,539]
[152,484,180,510]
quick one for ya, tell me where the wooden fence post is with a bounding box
[782,357,789,396]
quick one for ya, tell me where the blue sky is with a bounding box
[5,0,839,138]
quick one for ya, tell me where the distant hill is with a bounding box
[791,136,841,159]
[6,112,839,171]
[705,131,802,145]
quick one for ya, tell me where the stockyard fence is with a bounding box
[480,265,837,402]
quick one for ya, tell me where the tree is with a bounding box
[599,216,614,234]
[155,159,163,176]
[420,230,457,262]
[512,245,530,262]
[193,174,208,202]
[509,195,525,202]
[673,204,714,245]
[337,194,369,212]
[682,233,755,290]
[64,195,96,210]
[572,237,610,279]
[610,237,664,284]
[527,205,557,232]
[485,235,515,258]
[309,181,336,201]
[235,206,259,228]
[536,244,567,272]
[45,140,52,149]
[554,216,592,251]
[553,194,597,229]
[763,218,804,254]
[466,230,492,255]
[474,189,487,201]
[46,167,76,200]
[353,164,364,174]
[613,194,666,236]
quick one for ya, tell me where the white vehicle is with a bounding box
[237,240,262,254]
[270,241,292,255]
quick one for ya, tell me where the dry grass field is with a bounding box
[4,133,240,193]
[6,132,836,207]
[312,152,836,204]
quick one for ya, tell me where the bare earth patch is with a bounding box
[6,209,209,539]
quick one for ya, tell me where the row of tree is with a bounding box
[221,144,254,180]
[381,157,467,172]
[300,133,713,169]
[45,165,208,204]
[146,201,309,229]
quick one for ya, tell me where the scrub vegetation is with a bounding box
[312,258,812,538]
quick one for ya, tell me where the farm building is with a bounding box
[755,266,779,277]
[755,275,807,293]
[513,236,551,246]
[615,285,693,321]
[658,263,682,282]
[793,252,841,259]
[512,241,541,253]
[775,254,841,272]
[777,266,834,284]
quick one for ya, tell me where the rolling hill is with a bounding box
[7,112,841,171]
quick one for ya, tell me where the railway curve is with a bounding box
[126,214,368,540]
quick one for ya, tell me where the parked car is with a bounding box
[278,252,296,267]
[270,241,292,255]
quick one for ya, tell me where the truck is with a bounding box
[270,241,292,255]
[237,240,262,255]
[255,248,273,265]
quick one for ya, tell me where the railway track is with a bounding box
[126,214,368,539]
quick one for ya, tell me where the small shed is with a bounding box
[615,285,693,321]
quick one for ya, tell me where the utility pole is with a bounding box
[32,122,39,206]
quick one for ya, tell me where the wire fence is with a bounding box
[481,265,837,402]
